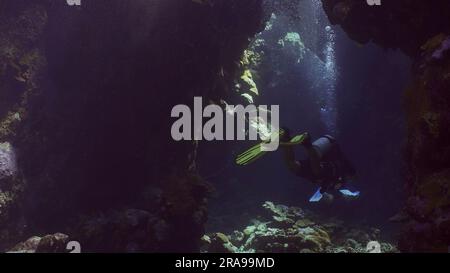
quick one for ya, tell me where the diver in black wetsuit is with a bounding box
[281,128,359,202]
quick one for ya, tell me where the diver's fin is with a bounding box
[235,129,285,166]
[235,131,308,166]
[309,187,323,202]
[339,189,360,197]
[235,142,267,166]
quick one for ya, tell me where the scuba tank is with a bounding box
[311,135,336,159]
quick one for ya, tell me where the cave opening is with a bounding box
[1,0,450,253]
[199,0,412,249]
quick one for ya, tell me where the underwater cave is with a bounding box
[0,0,449,254]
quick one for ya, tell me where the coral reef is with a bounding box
[400,34,450,252]
[202,202,397,253]
[0,2,47,249]
[8,233,70,253]
[233,7,311,107]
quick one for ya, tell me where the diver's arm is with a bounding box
[281,143,303,175]
[279,127,303,174]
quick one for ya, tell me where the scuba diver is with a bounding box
[236,128,360,202]
[280,128,359,202]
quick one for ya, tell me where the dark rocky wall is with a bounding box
[0,0,264,252]
[322,0,450,57]
[322,0,450,252]
[0,0,48,250]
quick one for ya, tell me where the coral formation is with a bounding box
[401,34,450,252]
[0,2,47,249]
[8,233,70,253]
[202,202,397,253]
[278,32,306,62]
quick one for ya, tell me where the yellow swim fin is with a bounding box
[235,131,308,166]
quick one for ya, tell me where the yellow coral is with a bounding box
[240,49,261,68]
[240,69,259,95]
